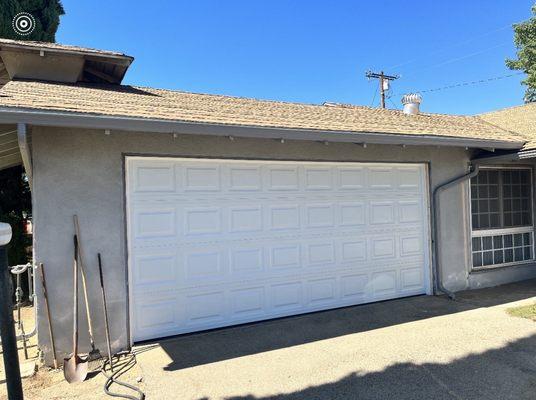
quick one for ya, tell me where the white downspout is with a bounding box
[17,123,32,189]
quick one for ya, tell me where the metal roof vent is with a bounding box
[401,93,422,115]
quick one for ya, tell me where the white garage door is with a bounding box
[126,157,431,342]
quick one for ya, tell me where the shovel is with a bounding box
[64,235,88,383]
[73,215,101,364]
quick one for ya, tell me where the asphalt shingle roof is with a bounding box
[0,79,526,147]
[479,103,536,151]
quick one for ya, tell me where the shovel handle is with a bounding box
[98,253,114,372]
[39,263,59,369]
[73,235,79,357]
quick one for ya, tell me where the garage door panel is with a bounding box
[127,158,430,341]
[133,161,176,193]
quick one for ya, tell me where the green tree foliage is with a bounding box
[0,0,64,42]
[0,1,64,264]
[506,5,536,103]
[0,167,31,265]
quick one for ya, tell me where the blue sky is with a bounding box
[58,1,533,115]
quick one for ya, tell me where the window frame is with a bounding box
[469,166,535,271]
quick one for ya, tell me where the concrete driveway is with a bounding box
[134,280,536,400]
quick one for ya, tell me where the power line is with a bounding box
[388,97,399,110]
[386,21,519,71]
[369,84,378,107]
[390,72,524,98]
[401,42,511,78]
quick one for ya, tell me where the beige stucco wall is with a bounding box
[30,126,536,365]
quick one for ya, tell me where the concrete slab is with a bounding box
[134,279,536,400]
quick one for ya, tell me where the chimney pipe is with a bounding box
[401,93,422,115]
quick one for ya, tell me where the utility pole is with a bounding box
[366,70,399,109]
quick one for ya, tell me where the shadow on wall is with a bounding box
[213,334,536,400]
[152,279,536,372]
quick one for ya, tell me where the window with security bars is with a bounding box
[470,168,534,269]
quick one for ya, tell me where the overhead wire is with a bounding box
[389,71,524,98]
[400,42,511,78]
[386,21,520,71]
[369,82,378,107]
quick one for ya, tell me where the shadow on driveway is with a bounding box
[219,333,536,400]
[138,279,536,373]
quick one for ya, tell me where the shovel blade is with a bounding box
[63,354,89,383]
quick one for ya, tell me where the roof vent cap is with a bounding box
[401,93,422,115]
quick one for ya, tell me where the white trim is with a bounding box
[472,226,534,237]
[472,259,535,272]
[478,165,532,170]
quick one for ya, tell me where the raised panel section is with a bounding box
[231,248,263,273]
[135,255,175,286]
[271,245,301,269]
[305,168,332,190]
[270,206,300,230]
[340,202,365,226]
[341,274,369,298]
[400,236,422,256]
[401,268,424,291]
[308,278,336,304]
[135,209,175,238]
[184,207,221,234]
[272,282,302,310]
[137,299,175,329]
[231,287,265,316]
[308,243,335,265]
[397,167,421,189]
[371,238,395,258]
[184,166,220,191]
[399,201,422,223]
[185,251,221,278]
[370,202,395,224]
[229,167,261,191]
[339,168,365,189]
[369,167,393,188]
[371,271,397,295]
[230,207,262,232]
[307,204,334,228]
[342,240,366,261]
[135,165,175,192]
[269,167,299,190]
[185,291,225,324]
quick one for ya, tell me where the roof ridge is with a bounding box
[6,79,489,121]
[479,102,536,116]
[106,82,484,119]
[475,115,529,142]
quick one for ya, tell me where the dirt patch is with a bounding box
[1,306,144,400]
[13,360,145,400]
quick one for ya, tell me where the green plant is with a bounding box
[506,4,536,103]
[0,0,64,42]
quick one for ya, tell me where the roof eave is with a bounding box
[0,107,525,150]
[0,42,134,65]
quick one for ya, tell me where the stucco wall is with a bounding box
[30,126,536,365]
